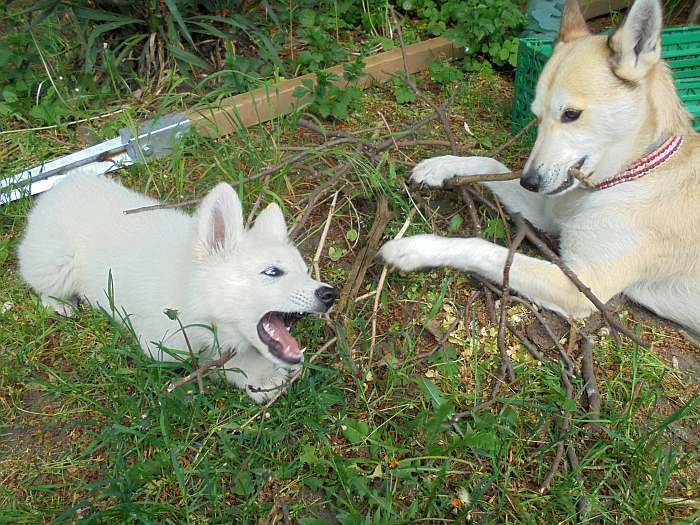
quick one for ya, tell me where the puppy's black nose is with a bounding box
[315,286,340,308]
[520,171,541,192]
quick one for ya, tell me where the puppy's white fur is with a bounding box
[381,0,700,336]
[18,173,336,402]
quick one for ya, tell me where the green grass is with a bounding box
[1,67,699,525]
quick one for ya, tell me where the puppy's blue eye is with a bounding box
[262,266,284,277]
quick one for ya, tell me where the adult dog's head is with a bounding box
[191,183,338,367]
[521,0,692,195]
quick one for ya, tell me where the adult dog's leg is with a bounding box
[410,156,556,233]
[380,234,629,319]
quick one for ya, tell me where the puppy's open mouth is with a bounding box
[257,311,306,365]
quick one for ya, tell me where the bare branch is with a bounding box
[166,348,235,393]
[580,336,601,418]
[516,215,648,348]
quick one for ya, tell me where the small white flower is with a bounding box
[457,487,470,505]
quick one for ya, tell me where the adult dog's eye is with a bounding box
[561,109,582,123]
[262,266,284,277]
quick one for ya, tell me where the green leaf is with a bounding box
[345,229,359,242]
[418,378,446,409]
[298,9,316,27]
[164,0,196,48]
[393,83,416,104]
[71,6,143,24]
[232,471,254,496]
[300,444,320,465]
[293,85,309,99]
[328,245,343,261]
[461,430,499,455]
[168,45,210,71]
[2,87,18,103]
[341,418,369,444]
[447,214,463,234]
[331,100,349,120]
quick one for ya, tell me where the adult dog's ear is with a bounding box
[608,0,663,82]
[196,183,244,254]
[250,203,288,242]
[558,0,590,43]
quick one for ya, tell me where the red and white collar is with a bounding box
[594,135,684,190]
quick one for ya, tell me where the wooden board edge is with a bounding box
[188,37,464,139]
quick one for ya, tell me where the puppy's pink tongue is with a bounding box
[265,316,301,360]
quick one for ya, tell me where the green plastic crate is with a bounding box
[512,26,700,144]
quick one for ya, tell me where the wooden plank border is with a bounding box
[188,37,464,138]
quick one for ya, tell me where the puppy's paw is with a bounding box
[246,385,272,404]
[245,367,298,404]
[379,235,440,272]
[410,156,462,188]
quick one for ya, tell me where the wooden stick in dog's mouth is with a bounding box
[443,166,593,189]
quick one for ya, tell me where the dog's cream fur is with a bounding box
[381,0,700,335]
[18,173,338,402]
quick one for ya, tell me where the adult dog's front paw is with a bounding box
[379,235,440,272]
[411,156,510,188]
[410,156,462,188]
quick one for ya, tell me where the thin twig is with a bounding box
[123,198,200,215]
[369,208,417,365]
[506,294,576,373]
[297,118,358,139]
[580,336,601,418]
[497,216,527,382]
[416,291,480,360]
[540,440,565,493]
[166,349,235,392]
[506,322,544,362]
[445,166,594,189]
[489,118,537,158]
[313,191,339,281]
[390,6,459,155]
[446,171,520,187]
[0,108,126,136]
[255,137,361,179]
[516,216,648,348]
[174,315,204,394]
[289,163,352,239]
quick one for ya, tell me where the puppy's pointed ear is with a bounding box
[250,203,288,241]
[608,0,663,82]
[196,183,244,253]
[559,0,590,43]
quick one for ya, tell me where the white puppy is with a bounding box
[17,173,339,402]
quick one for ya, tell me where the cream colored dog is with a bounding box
[381,0,700,336]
